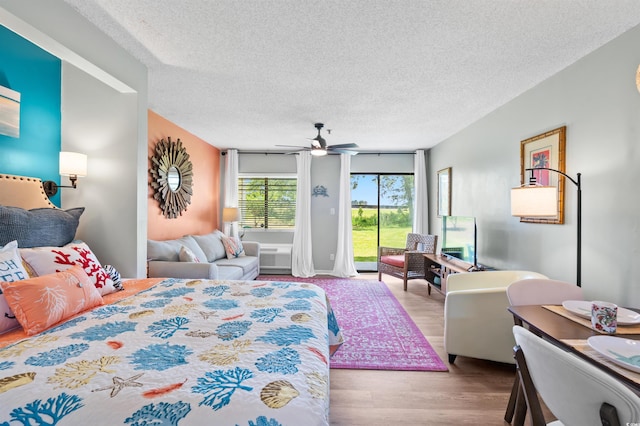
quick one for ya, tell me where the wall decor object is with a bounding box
[636,64,640,94]
[0,85,20,138]
[150,137,193,219]
[519,126,566,224]
[437,167,451,216]
[43,151,88,197]
[312,185,328,197]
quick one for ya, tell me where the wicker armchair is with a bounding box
[377,233,437,291]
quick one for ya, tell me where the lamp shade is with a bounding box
[223,207,241,222]
[310,147,327,156]
[511,186,558,217]
[59,152,87,177]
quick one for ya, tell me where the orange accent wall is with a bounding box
[148,110,220,240]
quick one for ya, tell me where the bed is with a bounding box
[0,174,343,425]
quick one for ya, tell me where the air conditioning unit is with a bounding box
[260,244,292,272]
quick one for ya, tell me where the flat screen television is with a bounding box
[440,215,477,268]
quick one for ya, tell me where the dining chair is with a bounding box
[513,325,640,425]
[507,278,584,313]
[504,278,584,424]
[377,233,437,291]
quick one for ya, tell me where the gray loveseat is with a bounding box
[147,230,260,280]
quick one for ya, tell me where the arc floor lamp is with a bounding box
[511,167,582,287]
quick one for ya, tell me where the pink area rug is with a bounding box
[257,275,448,372]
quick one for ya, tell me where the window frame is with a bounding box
[237,173,297,230]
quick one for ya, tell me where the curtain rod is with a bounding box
[223,150,417,155]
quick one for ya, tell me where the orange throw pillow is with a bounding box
[0,264,104,335]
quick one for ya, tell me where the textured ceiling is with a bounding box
[63,0,640,153]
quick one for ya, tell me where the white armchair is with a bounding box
[444,270,548,364]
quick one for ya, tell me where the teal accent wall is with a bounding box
[0,25,61,206]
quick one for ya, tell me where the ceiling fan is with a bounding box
[277,123,359,156]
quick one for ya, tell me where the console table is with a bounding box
[423,253,474,295]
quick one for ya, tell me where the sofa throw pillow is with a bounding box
[179,245,201,263]
[0,240,29,334]
[103,264,124,291]
[19,241,118,296]
[0,206,84,248]
[0,264,104,336]
[191,230,226,262]
[222,236,245,259]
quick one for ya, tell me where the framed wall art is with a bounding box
[520,126,566,224]
[437,167,451,217]
[0,85,20,138]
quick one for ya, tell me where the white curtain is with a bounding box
[224,149,239,237]
[331,154,358,277]
[291,152,316,277]
[413,149,429,234]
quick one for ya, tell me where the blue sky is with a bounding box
[351,175,399,205]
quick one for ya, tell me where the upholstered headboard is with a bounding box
[0,174,57,209]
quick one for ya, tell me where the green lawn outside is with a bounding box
[352,207,411,262]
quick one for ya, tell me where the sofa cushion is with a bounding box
[215,265,244,280]
[215,255,258,275]
[191,230,226,262]
[381,255,405,268]
[147,236,207,263]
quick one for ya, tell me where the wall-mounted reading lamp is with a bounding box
[511,167,582,287]
[43,151,88,197]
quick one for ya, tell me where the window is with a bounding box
[351,173,415,269]
[238,176,297,229]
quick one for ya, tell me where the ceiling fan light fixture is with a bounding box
[311,136,323,148]
[276,122,358,155]
[311,147,327,156]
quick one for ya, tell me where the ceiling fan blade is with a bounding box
[327,143,358,149]
[328,148,358,155]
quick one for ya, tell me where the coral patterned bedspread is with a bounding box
[0,278,343,425]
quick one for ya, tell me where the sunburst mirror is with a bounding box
[150,137,193,218]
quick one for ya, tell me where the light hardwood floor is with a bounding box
[328,273,516,426]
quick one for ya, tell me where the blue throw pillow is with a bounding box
[0,206,84,248]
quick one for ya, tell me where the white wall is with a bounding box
[0,0,148,277]
[61,64,139,275]
[428,24,640,306]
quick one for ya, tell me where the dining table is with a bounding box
[508,304,640,394]
[506,304,640,425]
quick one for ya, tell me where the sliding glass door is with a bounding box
[351,173,414,271]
